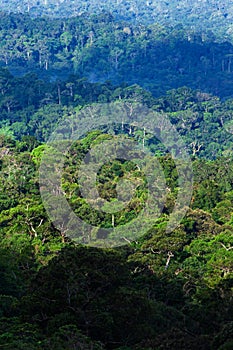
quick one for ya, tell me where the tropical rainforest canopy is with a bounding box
[0,1,232,349]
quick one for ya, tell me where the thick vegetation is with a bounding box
[1,0,233,41]
[0,67,233,159]
[0,5,232,350]
[0,131,233,349]
[0,13,233,98]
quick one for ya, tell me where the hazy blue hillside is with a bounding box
[1,0,233,42]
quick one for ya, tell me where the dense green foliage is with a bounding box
[0,12,233,98]
[0,3,232,349]
[1,67,233,158]
[0,132,232,349]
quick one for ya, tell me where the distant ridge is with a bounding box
[0,0,232,26]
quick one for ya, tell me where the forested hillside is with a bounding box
[1,12,233,98]
[1,67,233,159]
[0,2,232,350]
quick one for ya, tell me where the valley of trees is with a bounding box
[0,3,232,350]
